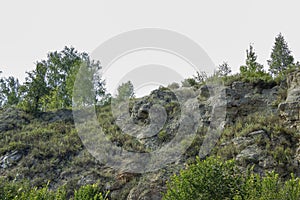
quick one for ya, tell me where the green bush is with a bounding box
[0,179,108,200]
[163,157,300,200]
[235,171,300,200]
[163,157,242,200]
[0,181,65,200]
[74,184,109,200]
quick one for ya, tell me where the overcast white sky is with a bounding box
[1,0,300,84]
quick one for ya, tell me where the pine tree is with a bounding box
[240,44,264,75]
[268,33,294,76]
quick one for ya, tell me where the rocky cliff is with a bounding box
[0,71,300,199]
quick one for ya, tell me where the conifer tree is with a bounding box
[240,44,264,75]
[268,33,294,76]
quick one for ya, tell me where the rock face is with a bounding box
[123,80,283,198]
[286,70,300,102]
[1,71,300,200]
[217,71,300,178]
[236,144,262,165]
[124,81,279,153]
[279,70,300,126]
[0,151,22,169]
[225,81,278,123]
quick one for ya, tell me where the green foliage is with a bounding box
[217,112,298,168]
[0,75,21,107]
[222,73,243,86]
[0,179,29,200]
[181,78,197,87]
[235,171,300,200]
[239,44,273,83]
[1,35,300,200]
[20,47,106,112]
[0,109,92,194]
[115,81,134,101]
[193,71,208,83]
[167,82,180,90]
[164,157,300,200]
[181,71,208,88]
[0,180,65,200]
[21,62,50,112]
[217,62,232,77]
[181,71,207,88]
[96,104,147,153]
[163,157,241,200]
[74,184,109,200]
[238,171,281,200]
[272,86,288,107]
[243,45,264,73]
[0,179,108,200]
[72,61,105,107]
[268,33,294,77]
[158,130,169,143]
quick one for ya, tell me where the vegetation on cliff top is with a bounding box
[0,33,300,199]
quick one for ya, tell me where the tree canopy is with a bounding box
[18,46,106,112]
[240,44,264,75]
[268,33,294,77]
[0,74,20,107]
[0,33,299,111]
[115,81,134,101]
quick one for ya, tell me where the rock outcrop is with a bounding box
[279,70,300,127]
[0,151,23,169]
[225,81,278,123]
[1,71,300,200]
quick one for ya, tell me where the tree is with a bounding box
[217,62,231,77]
[22,62,49,111]
[22,47,106,112]
[239,45,273,83]
[116,81,134,101]
[194,71,207,83]
[181,78,197,87]
[72,60,106,107]
[268,33,294,77]
[240,44,264,75]
[0,72,21,107]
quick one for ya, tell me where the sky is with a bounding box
[1,0,300,95]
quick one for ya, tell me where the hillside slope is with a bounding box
[1,71,300,199]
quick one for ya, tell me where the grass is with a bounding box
[215,112,299,176]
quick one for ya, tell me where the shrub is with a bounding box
[0,179,109,200]
[158,130,169,143]
[181,78,198,87]
[74,184,109,200]
[235,171,300,200]
[167,82,180,90]
[164,157,300,200]
[163,157,242,200]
